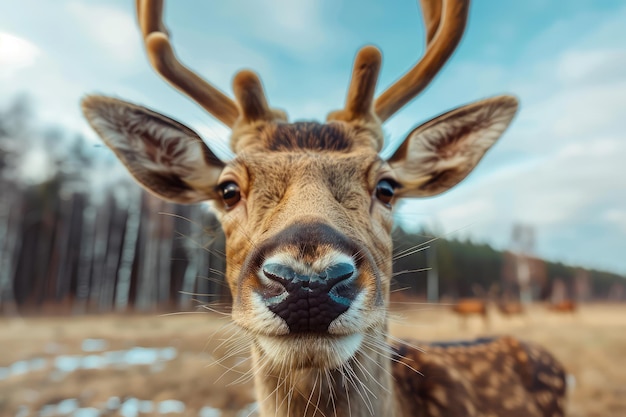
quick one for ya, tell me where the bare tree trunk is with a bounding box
[180,205,200,309]
[193,206,209,308]
[89,199,111,310]
[15,197,41,312]
[115,191,141,311]
[136,193,159,311]
[66,193,87,308]
[34,195,57,309]
[75,204,96,314]
[203,210,227,304]
[157,202,174,309]
[98,195,124,311]
[168,205,190,308]
[55,192,85,308]
[0,189,21,315]
[52,193,75,306]
[101,197,127,311]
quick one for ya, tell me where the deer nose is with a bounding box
[261,261,358,333]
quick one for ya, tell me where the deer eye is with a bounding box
[219,181,241,208]
[375,179,397,207]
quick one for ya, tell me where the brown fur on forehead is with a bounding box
[238,150,382,192]
[261,122,356,152]
[231,119,384,153]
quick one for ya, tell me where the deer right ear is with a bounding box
[388,95,518,198]
[82,96,225,203]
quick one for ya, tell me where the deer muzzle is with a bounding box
[261,260,358,333]
[241,221,367,334]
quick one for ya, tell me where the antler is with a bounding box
[329,0,469,125]
[375,0,469,121]
[326,46,382,125]
[136,0,282,129]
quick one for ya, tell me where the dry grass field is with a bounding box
[1,303,624,417]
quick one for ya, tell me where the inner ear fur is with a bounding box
[388,95,518,198]
[82,95,225,203]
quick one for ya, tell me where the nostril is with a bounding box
[327,263,358,307]
[324,262,356,285]
[262,263,297,284]
[262,262,356,286]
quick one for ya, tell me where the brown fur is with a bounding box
[264,122,355,152]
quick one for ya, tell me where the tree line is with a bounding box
[391,227,624,302]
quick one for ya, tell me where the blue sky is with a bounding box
[1,0,625,274]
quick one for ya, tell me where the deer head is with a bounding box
[82,0,519,415]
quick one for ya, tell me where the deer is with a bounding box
[497,299,525,316]
[452,298,489,329]
[548,300,577,313]
[81,0,567,416]
[450,284,497,329]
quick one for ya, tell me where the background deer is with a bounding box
[82,0,566,416]
[548,300,577,313]
[497,299,526,316]
[450,284,498,329]
[452,298,489,328]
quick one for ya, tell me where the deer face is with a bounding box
[82,94,517,370]
[83,0,518,373]
[218,131,394,370]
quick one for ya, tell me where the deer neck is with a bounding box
[251,331,401,417]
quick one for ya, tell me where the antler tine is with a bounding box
[136,0,239,128]
[420,0,443,45]
[327,46,382,124]
[233,70,286,125]
[135,0,167,38]
[375,0,469,122]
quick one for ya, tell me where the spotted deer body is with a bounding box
[82,1,566,416]
[394,337,566,416]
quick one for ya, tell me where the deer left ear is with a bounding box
[82,95,225,204]
[388,95,518,197]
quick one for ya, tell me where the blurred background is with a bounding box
[1,0,625,416]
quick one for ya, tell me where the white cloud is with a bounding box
[434,199,496,229]
[188,37,275,90]
[603,210,626,234]
[0,1,147,132]
[523,82,626,141]
[218,0,351,58]
[557,49,626,85]
[0,32,40,78]
[66,1,141,65]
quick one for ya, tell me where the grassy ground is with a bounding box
[1,303,624,416]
